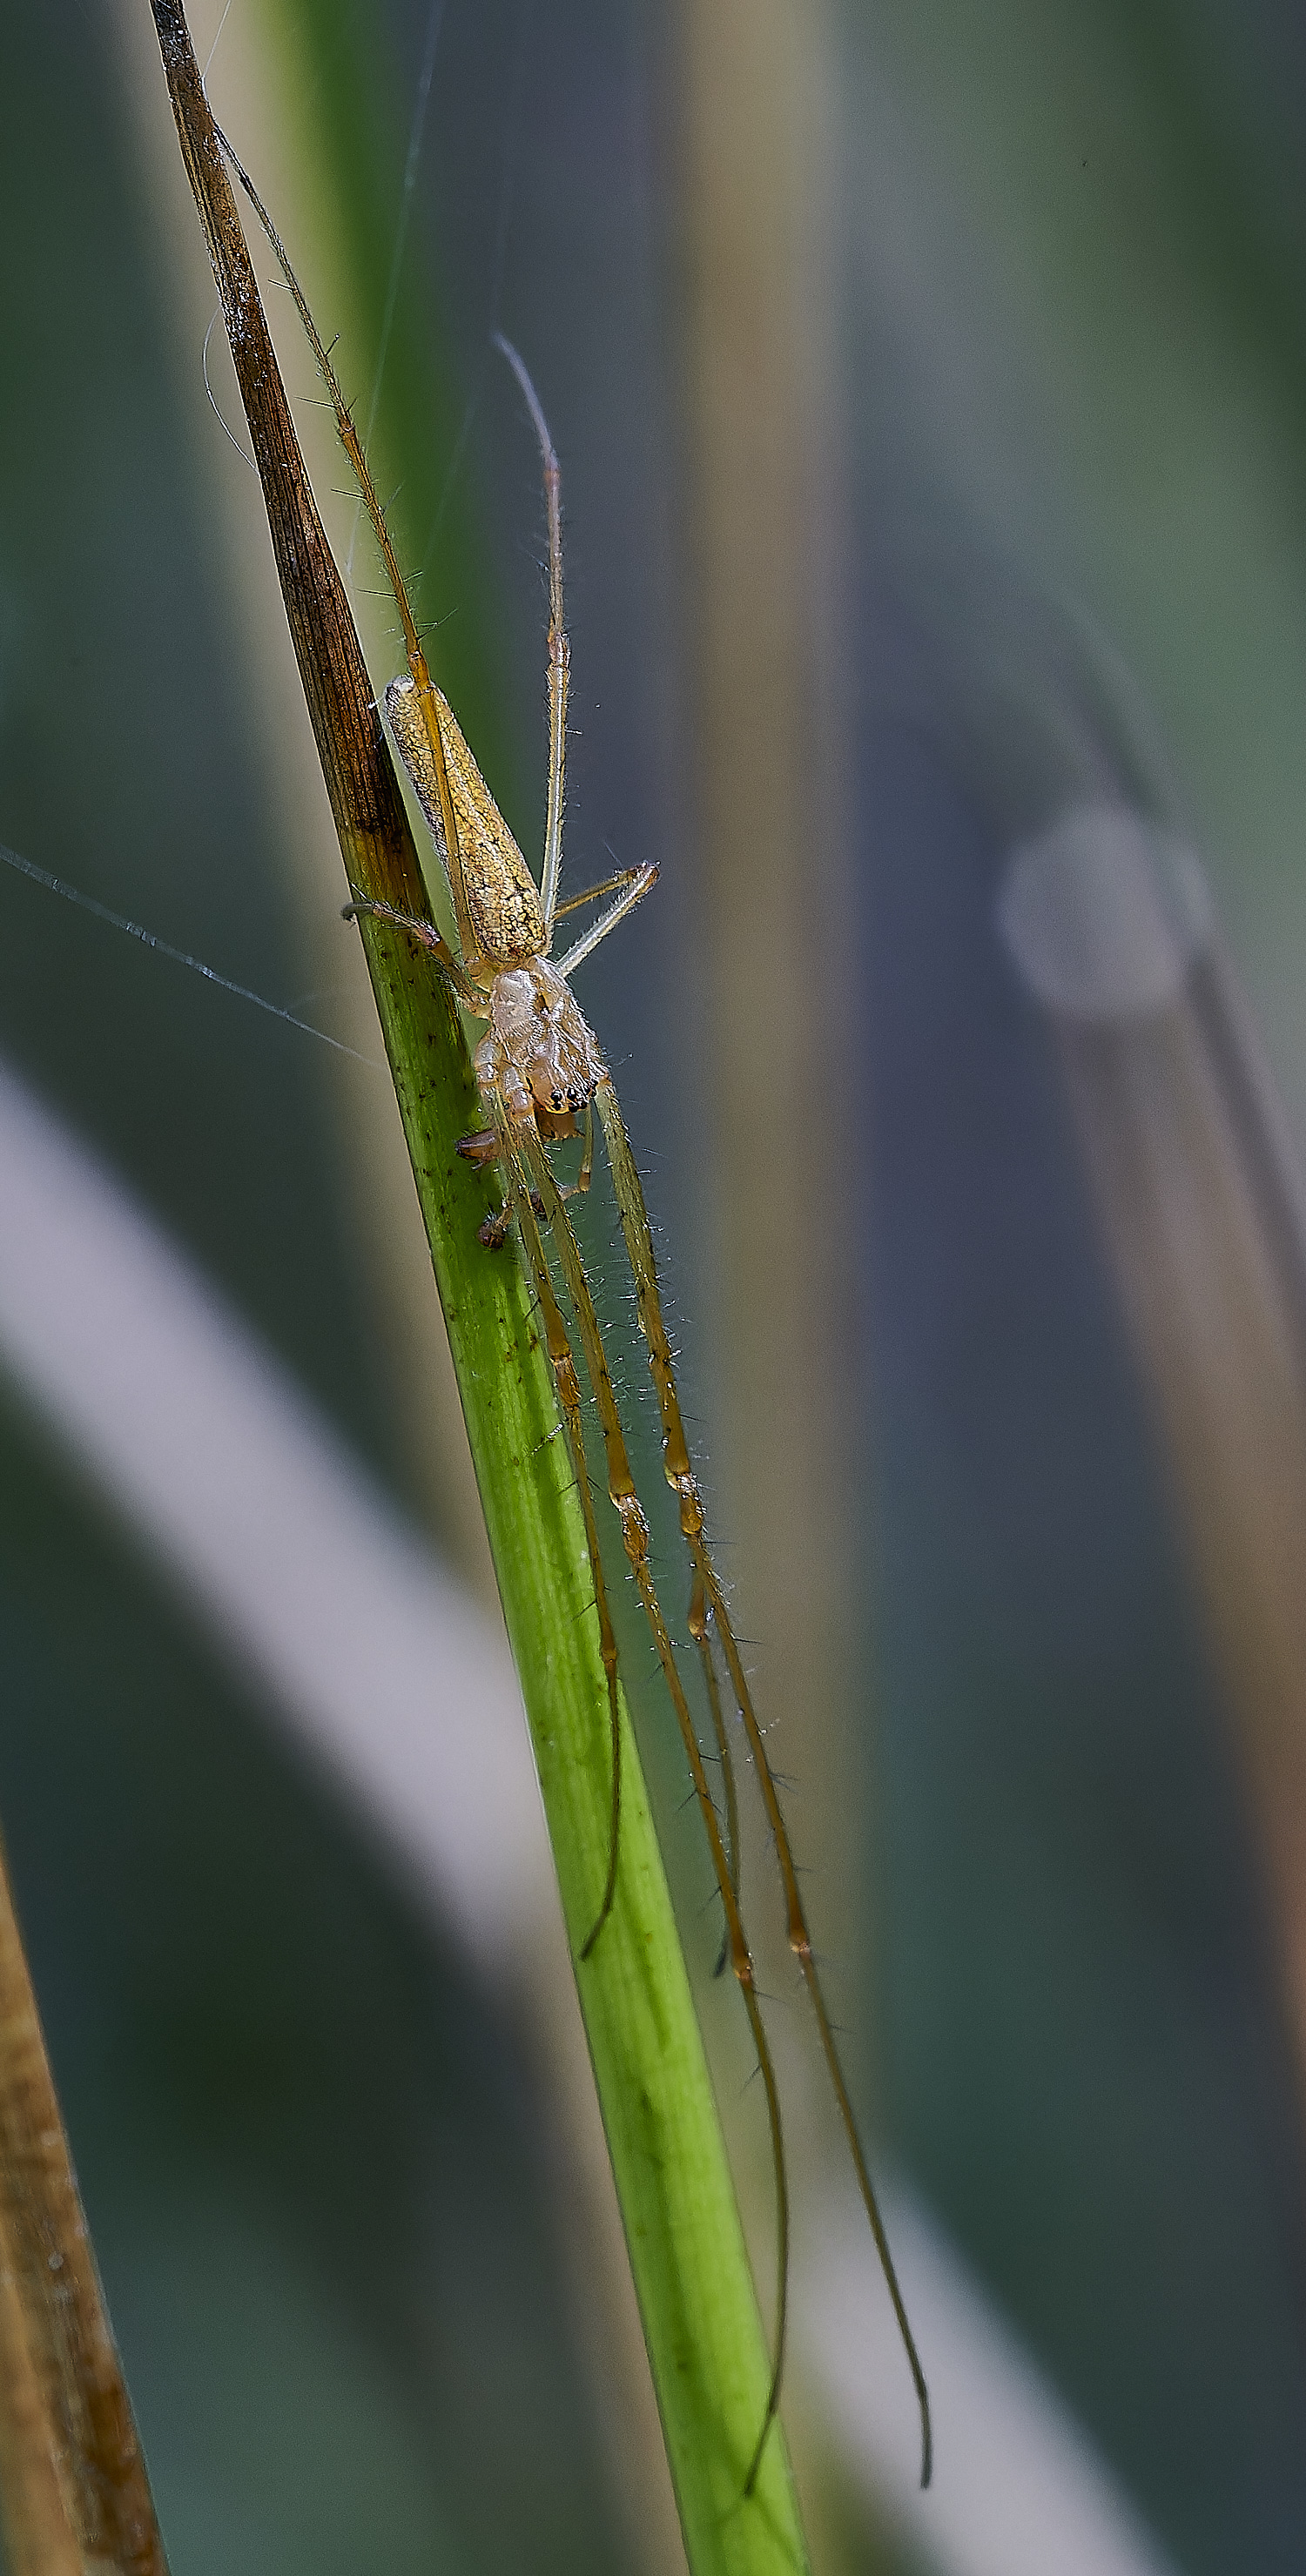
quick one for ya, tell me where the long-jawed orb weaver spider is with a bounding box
[219,128,930,2499]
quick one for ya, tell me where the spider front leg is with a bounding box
[458,1112,591,1266]
[341,893,484,1009]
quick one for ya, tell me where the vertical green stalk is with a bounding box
[145,6,811,2566]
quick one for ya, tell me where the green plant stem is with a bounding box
[146,6,811,2566]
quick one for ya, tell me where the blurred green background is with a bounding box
[4,1,1306,2569]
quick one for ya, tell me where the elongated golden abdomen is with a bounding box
[385,673,546,967]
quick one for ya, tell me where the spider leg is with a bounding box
[591,1076,932,2490]
[342,895,482,1009]
[220,130,481,970]
[520,1120,788,2495]
[495,336,569,937]
[691,1586,741,1980]
[552,864,653,925]
[468,1104,595,1204]
[486,1095,622,1959]
[555,863,659,980]
[560,1100,595,1202]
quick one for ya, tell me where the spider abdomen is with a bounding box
[386,673,546,965]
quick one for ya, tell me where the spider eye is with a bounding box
[551,1090,564,1110]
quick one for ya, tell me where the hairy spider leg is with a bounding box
[593,1078,933,2488]
[219,130,481,975]
[555,862,659,979]
[552,864,654,925]
[494,335,568,932]
[517,1113,788,2492]
[490,331,746,1953]
[493,1110,623,1959]
[695,1604,742,1980]
[339,892,480,1003]
[570,1096,596,1202]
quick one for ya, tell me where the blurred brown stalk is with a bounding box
[0,1836,166,2574]
[677,0,860,1991]
[1059,944,1306,2090]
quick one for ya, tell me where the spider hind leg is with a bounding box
[489,1097,623,1956]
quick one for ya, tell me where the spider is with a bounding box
[220,131,930,2500]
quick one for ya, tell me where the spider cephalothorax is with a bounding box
[476,959,605,1126]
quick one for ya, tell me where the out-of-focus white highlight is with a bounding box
[802,2185,1181,2576]
[0,1050,1181,2576]
[1000,804,1213,1020]
[0,1053,550,1973]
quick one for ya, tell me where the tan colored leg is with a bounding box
[592,1076,932,2487]
[521,1123,789,2494]
[488,1100,623,1960]
[493,338,569,935]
